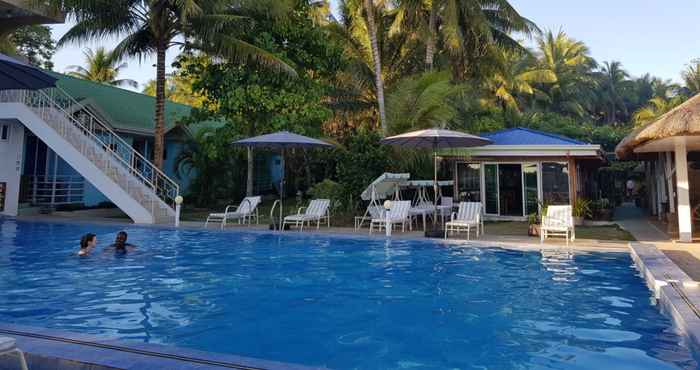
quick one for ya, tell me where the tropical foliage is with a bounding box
[66,47,137,87]
[38,0,700,205]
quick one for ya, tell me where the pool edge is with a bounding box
[0,322,327,370]
[629,242,700,357]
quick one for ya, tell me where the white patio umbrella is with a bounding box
[380,129,492,231]
[234,131,334,229]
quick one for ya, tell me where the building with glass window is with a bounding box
[444,128,606,220]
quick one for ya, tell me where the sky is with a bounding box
[49,0,700,92]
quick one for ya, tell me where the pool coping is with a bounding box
[629,242,700,357]
[8,215,629,253]
[0,323,326,370]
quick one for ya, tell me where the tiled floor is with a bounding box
[616,203,700,281]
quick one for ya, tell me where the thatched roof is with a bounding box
[616,93,700,159]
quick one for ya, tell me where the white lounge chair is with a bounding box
[444,202,483,240]
[540,205,575,245]
[370,201,411,234]
[0,337,28,370]
[437,196,454,224]
[205,196,261,229]
[283,199,330,231]
[355,205,385,230]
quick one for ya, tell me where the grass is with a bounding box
[484,221,635,241]
[183,202,635,241]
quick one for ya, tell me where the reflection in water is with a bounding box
[0,219,695,370]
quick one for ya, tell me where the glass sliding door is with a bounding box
[456,163,481,202]
[484,164,498,214]
[498,164,523,216]
[523,164,539,215]
[542,162,570,205]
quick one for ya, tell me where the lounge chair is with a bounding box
[205,196,261,229]
[283,199,330,231]
[444,202,483,240]
[370,201,411,234]
[355,204,385,230]
[540,205,575,245]
[437,196,454,224]
[0,337,28,370]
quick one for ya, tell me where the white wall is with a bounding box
[0,120,25,216]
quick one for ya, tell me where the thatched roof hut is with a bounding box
[616,93,700,159]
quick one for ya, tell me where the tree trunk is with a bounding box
[363,0,387,135]
[425,1,437,71]
[153,45,167,170]
[246,147,254,196]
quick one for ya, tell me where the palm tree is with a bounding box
[682,59,700,95]
[536,30,597,117]
[632,95,687,127]
[597,61,630,124]
[391,0,537,76]
[57,0,296,169]
[487,49,556,114]
[66,47,137,88]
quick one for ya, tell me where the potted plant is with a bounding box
[528,212,540,236]
[572,198,592,226]
[595,198,613,221]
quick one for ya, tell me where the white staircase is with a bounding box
[0,88,179,224]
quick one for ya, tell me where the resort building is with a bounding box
[0,70,279,221]
[444,128,605,220]
[616,94,700,242]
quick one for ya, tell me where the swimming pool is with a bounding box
[0,219,696,369]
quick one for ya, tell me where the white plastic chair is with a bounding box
[0,337,28,370]
[444,202,483,240]
[355,205,385,230]
[540,205,575,245]
[370,201,411,234]
[205,196,262,229]
[283,199,331,231]
[437,196,454,224]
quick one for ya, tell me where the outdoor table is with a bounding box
[410,205,435,231]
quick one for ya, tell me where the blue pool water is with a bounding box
[0,219,696,369]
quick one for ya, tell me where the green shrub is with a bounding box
[308,179,348,212]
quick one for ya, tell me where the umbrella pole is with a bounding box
[433,148,438,227]
[280,149,285,230]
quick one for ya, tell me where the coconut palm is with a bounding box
[66,47,137,88]
[391,0,537,76]
[57,0,296,169]
[486,49,556,113]
[632,95,688,127]
[536,30,597,117]
[682,59,700,95]
[597,61,631,124]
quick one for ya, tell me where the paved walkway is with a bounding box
[616,203,700,281]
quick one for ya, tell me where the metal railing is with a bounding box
[28,175,84,206]
[0,88,179,219]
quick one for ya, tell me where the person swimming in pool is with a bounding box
[78,233,97,256]
[107,231,136,253]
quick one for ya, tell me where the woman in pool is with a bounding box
[78,233,97,256]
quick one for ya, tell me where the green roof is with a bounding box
[47,71,220,136]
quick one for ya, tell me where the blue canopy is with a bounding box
[233,131,333,149]
[0,53,57,91]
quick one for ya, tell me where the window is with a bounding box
[484,164,498,214]
[542,162,570,205]
[456,163,480,202]
[0,124,9,141]
[523,164,539,215]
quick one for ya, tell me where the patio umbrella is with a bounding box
[233,131,334,229]
[0,53,57,90]
[380,129,492,231]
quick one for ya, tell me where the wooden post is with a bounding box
[675,141,692,242]
[568,157,577,207]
